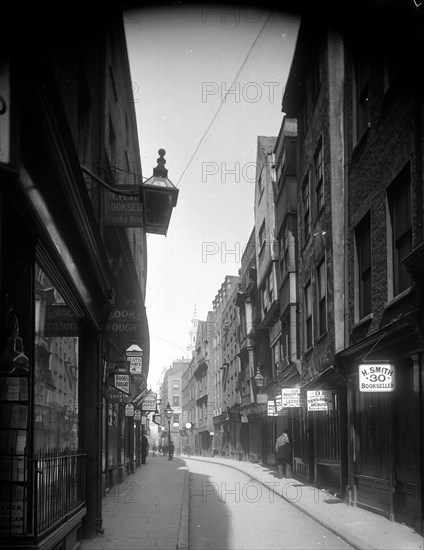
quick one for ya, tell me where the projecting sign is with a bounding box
[282,388,305,408]
[104,307,144,337]
[129,356,142,374]
[104,187,143,227]
[134,410,141,421]
[125,404,134,416]
[307,390,333,411]
[141,391,157,412]
[114,374,130,394]
[359,363,396,392]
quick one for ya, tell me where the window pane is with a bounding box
[34,265,80,452]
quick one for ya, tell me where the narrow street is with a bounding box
[186,458,353,550]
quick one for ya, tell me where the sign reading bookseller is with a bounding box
[359,363,396,392]
[307,390,333,411]
[105,187,143,227]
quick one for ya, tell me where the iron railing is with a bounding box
[31,449,86,537]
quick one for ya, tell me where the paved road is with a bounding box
[187,458,353,550]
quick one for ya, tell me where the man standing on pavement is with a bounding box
[141,434,149,464]
[275,430,290,478]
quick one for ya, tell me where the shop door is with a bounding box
[394,361,420,529]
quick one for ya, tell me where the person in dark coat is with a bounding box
[141,434,149,464]
[169,440,175,460]
[275,431,291,478]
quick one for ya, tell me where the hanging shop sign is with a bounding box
[281,388,305,408]
[104,307,144,337]
[114,374,130,394]
[125,403,134,416]
[141,391,157,412]
[44,305,79,337]
[134,409,141,421]
[359,363,396,392]
[104,187,143,227]
[307,390,333,411]
[126,344,143,374]
[141,416,147,425]
[105,384,130,403]
[128,356,142,374]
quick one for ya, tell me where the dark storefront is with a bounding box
[338,323,423,531]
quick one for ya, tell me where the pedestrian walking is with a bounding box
[275,430,291,478]
[141,434,149,464]
[169,440,175,460]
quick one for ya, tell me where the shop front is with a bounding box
[338,324,422,531]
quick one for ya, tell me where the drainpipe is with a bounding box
[96,334,104,534]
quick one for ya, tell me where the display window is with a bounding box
[34,264,80,452]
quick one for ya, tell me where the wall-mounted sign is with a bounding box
[44,305,79,336]
[282,388,305,408]
[359,363,396,392]
[104,307,144,337]
[125,403,134,416]
[114,374,130,394]
[307,390,333,411]
[104,187,143,227]
[171,406,182,414]
[105,384,130,403]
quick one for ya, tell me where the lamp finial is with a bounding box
[153,148,168,178]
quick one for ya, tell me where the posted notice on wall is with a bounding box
[307,390,333,411]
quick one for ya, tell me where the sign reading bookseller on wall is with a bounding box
[359,363,396,392]
[307,390,333,411]
[141,391,157,412]
[104,187,143,227]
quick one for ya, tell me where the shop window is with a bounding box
[34,264,80,452]
[387,164,412,297]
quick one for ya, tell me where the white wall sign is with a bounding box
[359,363,396,392]
[282,388,305,408]
[307,390,333,411]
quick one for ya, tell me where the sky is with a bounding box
[123,3,300,389]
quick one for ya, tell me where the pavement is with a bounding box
[80,453,423,550]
